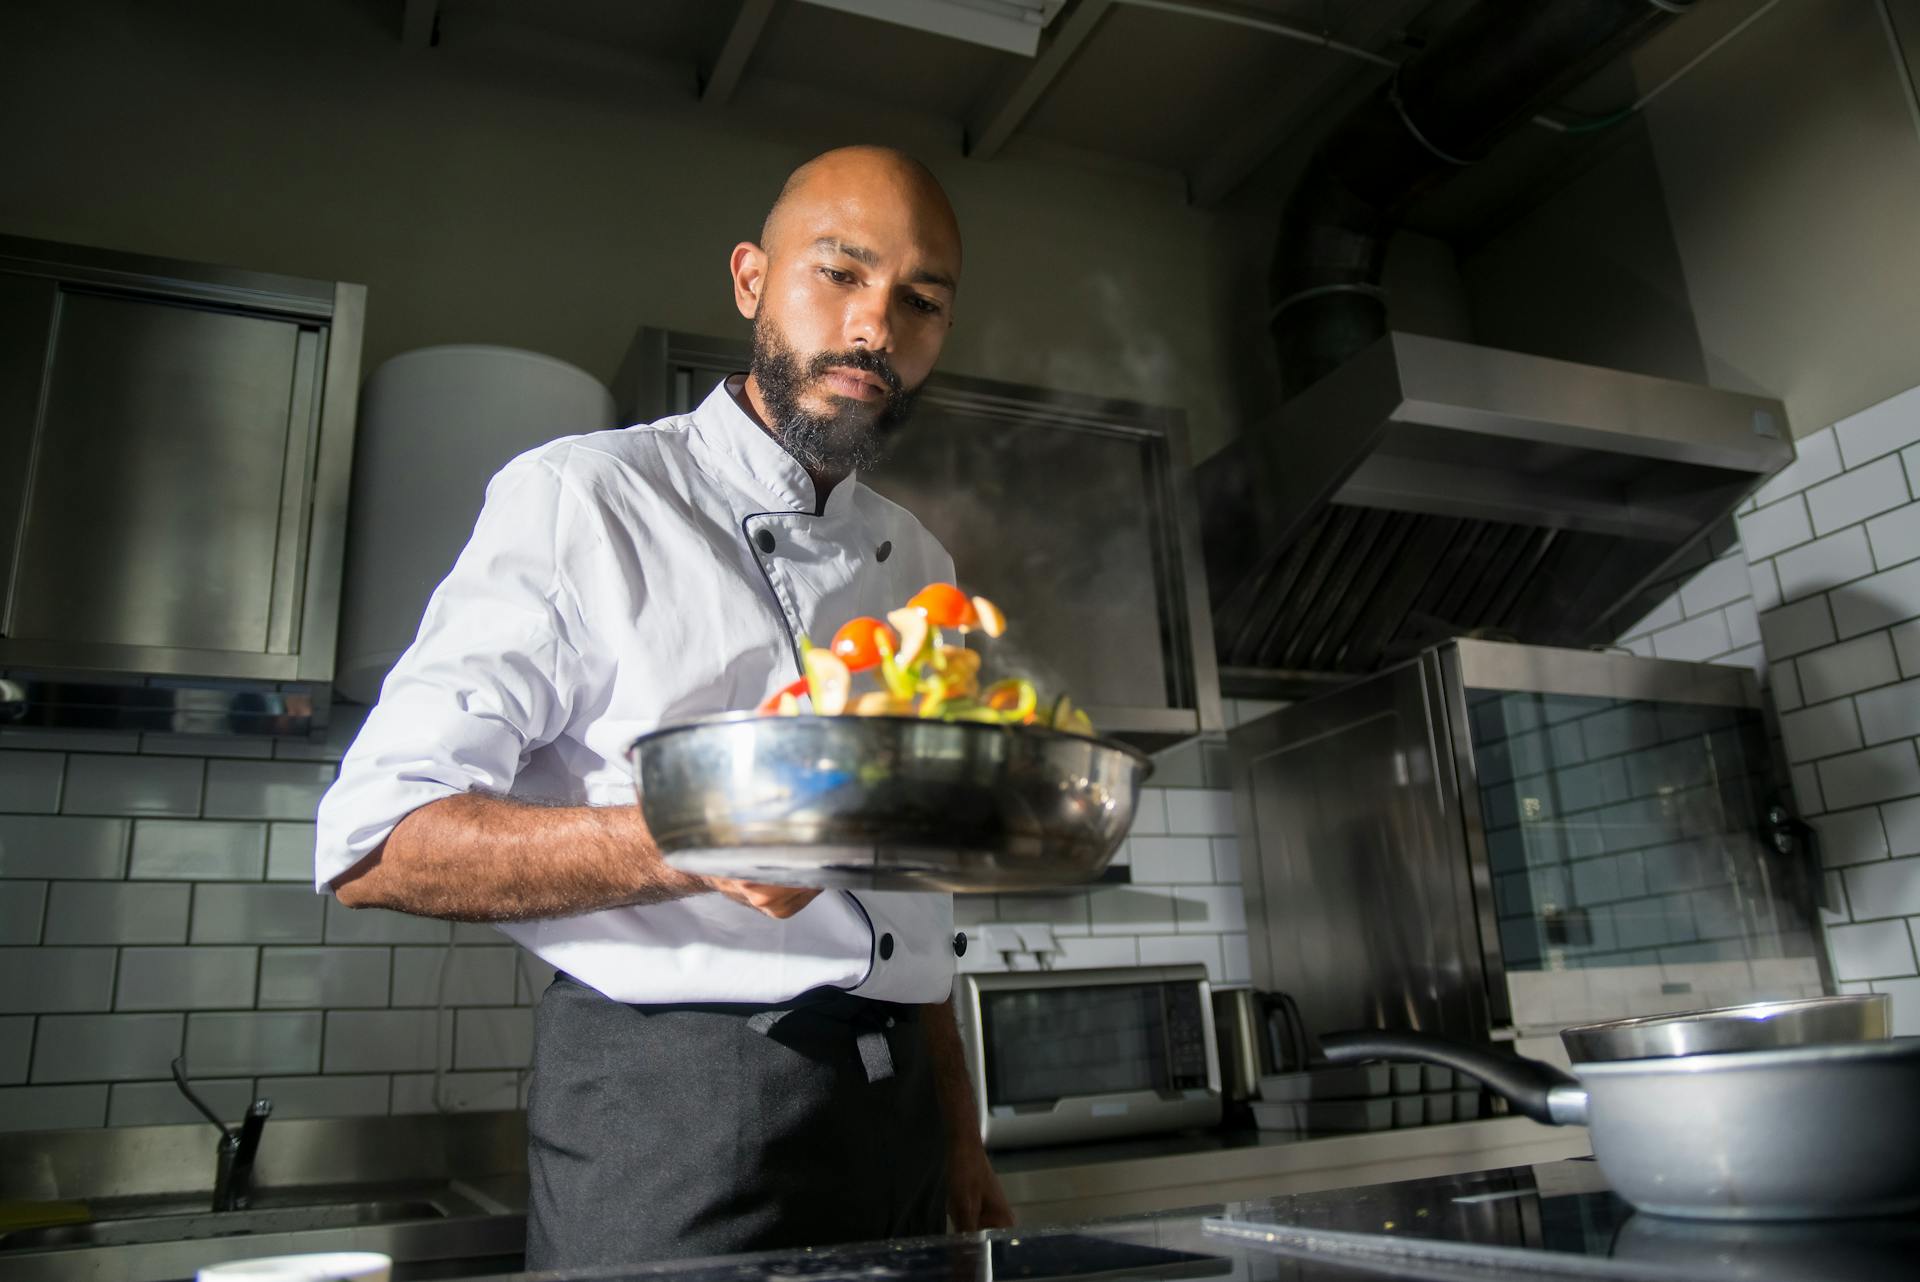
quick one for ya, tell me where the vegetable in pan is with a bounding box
[755,582,1094,735]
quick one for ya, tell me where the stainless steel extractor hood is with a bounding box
[1200,332,1792,681]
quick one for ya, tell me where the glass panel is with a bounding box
[981,984,1171,1106]
[1468,688,1819,988]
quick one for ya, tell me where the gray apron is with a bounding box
[525,974,949,1270]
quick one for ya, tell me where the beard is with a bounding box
[748,313,922,476]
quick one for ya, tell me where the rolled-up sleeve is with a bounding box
[314,452,594,890]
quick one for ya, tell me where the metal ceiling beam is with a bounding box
[1186,0,1427,207]
[965,0,1115,160]
[704,0,782,108]
[400,0,437,48]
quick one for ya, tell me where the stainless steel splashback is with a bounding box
[1230,644,1490,1043]
[1229,640,1827,1046]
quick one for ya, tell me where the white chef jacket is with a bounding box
[314,376,959,1005]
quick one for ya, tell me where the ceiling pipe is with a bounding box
[1270,0,1689,397]
[1197,0,1694,611]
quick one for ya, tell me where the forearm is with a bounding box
[331,791,706,921]
[924,997,983,1146]
[925,994,1013,1228]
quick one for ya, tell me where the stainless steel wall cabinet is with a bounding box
[0,237,364,702]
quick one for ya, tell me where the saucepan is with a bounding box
[1321,996,1920,1221]
[628,712,1152,892]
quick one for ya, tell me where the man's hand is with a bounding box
[946,1132,1015,1231]
[704,878,822,919]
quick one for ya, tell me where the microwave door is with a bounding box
[970,971,1220,1149]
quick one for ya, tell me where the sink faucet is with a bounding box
[171,1057,274,1211]
[216,1098,273,1211]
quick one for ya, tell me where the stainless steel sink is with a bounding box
[1,1197,447,1251]
[0,1113,529,1282]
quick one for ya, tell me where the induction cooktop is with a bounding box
[1204,1158,1920,1281]
[584,1233,1235,1282]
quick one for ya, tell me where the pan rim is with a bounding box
[1575,1033,1920,1077]
[1559,992,1885,1037]
[627,709,1157,768]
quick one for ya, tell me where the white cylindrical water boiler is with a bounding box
[334,345,617,705]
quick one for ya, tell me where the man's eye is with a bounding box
[820,267,855,285]
[908,295,943,316]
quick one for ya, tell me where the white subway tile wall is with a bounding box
[0,700,1273,1127]
[1622,384,1920,1032]
[5,394,1913,1121]
[107,1076,252,1127]
[0,751,62,812]
[129,821,268,881]
[955,698,1282,990]
[1886,797,1920,855]
[0,883,47,944]
[61,754,203,817]
[0,710,536,1130]
[0,1016,32,1083]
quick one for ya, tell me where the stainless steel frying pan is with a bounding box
[629,712,1152,891]
[1320,1029,1920,1220]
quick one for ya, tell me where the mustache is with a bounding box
[804,347,903,396]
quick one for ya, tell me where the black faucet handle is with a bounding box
[170,1056,234,1140]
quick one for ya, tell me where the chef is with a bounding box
[314,145,1013,1270]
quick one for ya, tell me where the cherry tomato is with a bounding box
[829,616,896,671]
[906,582,976,629]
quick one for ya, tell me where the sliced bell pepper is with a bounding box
[983,678,1037,724]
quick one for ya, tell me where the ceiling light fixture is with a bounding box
[799,0,1067,57]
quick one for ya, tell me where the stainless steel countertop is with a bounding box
[0,1113,529,1282]
[0,1112,1589,1282]
[450,1157,1910,1282]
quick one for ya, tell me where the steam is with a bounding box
[865,270,1187,714]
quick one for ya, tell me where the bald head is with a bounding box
[759,145,962,278]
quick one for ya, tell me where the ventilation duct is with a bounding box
[1196,0,1792,689]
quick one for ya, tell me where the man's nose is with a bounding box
[844,288,892,351]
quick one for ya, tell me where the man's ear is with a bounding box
[730,242,766,319]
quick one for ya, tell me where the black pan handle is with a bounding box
[1319,1030,1578,1126]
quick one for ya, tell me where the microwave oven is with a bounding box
[954,965,1222,1150]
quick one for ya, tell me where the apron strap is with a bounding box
[745,1004,900,1084]
[854,1028,896,1083]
